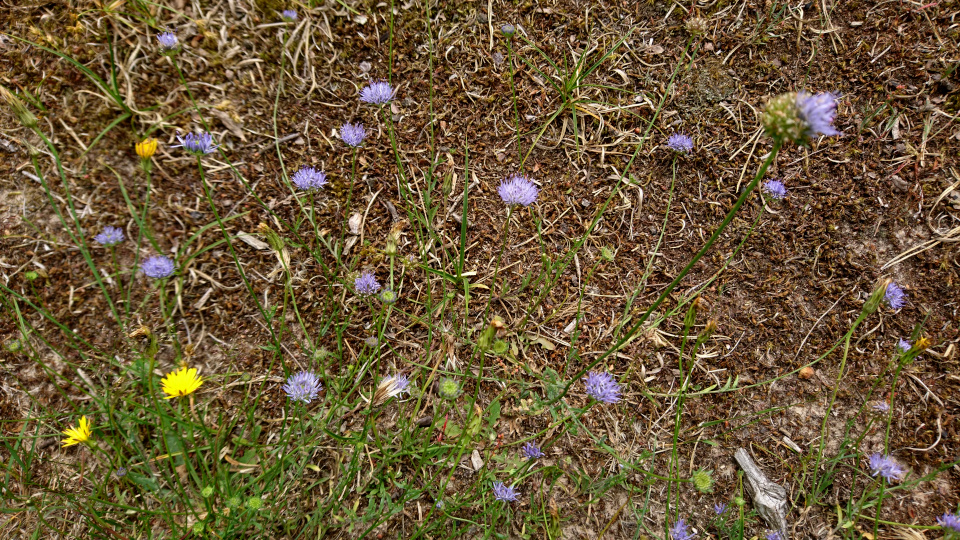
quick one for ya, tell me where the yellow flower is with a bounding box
[62,416,92,447]
[136,137,158,159]
[161,367,204,399]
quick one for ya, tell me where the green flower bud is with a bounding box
[491,339,508,356]
[438,378,461,400]
[201,486,214,498]
[762,92,805,144]
[246,496,262,510]
[1,85,38,129]
[691,468,714,493]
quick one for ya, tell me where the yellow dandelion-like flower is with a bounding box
[136,137,158,159]
[161,367,204,399]
[62,416,92,447]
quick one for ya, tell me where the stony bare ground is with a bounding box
[0,0,959,538]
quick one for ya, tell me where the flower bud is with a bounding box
[1,85,37,129]
[863,278,892,315]
[136,138,158,159]
[762,92,806,143]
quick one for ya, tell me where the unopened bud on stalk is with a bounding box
[1,85,38,129]
[863,278,892,315]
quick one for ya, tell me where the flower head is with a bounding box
[290,166,328,191]
[281,9,297,21]
[896,338,912,353]
[670,519,694,540]
[691,469,714,493]
[62,416,92,447]
[380,288,398,304]
[136,138,158,159]
[762,91,839,145]
[868,453,905,482]
[797,91,840,139]
[492,482,519,502]
[872,401,890,414]
[340,122,366,147]
[246,497,262,510]
[584,371,622,404]
[498,173,539,206]
[161,367,204,399]
[763,179,788,199]
[666,133,694,153]
[173,131,219,155]
[360,81,395,105]
[714,503,727,515]
[157,30,179,53]
[115,467,128,478]
[355,271,381,295]
[371,374,410,406]
[282,371,323,404]
[95,226,125,246]
[438,377,461,400]
[938,513,960,535]
[501,24,516,36]
[142,255,175,279]
[521,441,544,459]
[766,531,784,540]
[884,282,907,310]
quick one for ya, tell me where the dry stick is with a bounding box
[542,138,784,407]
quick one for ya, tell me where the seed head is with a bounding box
[340,122,367,147]
[360,80,395,105]
[498,173,539,206]
[492,482,519,502]
[583,371,622,404]
[142,255,175,279]
[282,371,322,404]
[95,226,125,246]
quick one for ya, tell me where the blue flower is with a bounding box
[714,503,727,515]
[868,453,905,482]
[501,24,516,36]
[290,166,328,191]
[670,519,694,540]
[340,122,366,147]
[583,371,622,404]
[896,338,912,353]
[666,134,693,153]
[281,9,297,21]
[173,131,219,155]
[763,179,788,199]
[938,513,960,535]
[355,272,381,295]
[492,482,519,502]
[360,81,395,105]
[521,442,544,459]
[141,256,175,279]
[282,371,322,404]
[157,31,179,53]
[95,226,124,246]
[766,531,784,540]
[380,374,410,397]
[884,282,907,310]
[498,173,539,206]
[797,92,840,138]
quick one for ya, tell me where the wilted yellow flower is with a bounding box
[62,416,92,447]
[161,367,204,399]
[136,138,158,159]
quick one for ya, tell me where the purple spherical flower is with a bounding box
[355,271,381,295]
[281,9,297,21]
[714,503,727,515]
[763,179,788,199]
[670,519,694,540]
[896,338,912,353]
[360,81,395,105]
[938,513,960,535]
[340,122,366,147]
[498,173,539,206]
[766,531,784,540]
[796,91,840,138]
[142,255,175,279]
[584,371,622,404]
[492,482,519,502]
[388,374,410,396]
[884,282,907,310]
[157,31,179,53]
[95,226,125,246]
[868,453,905,482]
[290,166,328,191]
[501,24,516,36]
[666,133,694,153]
[173,131,219,155]
[872,402,890,413]
[521,441,544,459]
[282,371,322,404]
